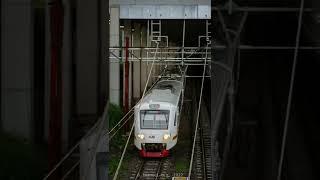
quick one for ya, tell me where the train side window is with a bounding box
[175,111,180,126]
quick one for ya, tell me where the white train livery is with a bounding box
[134,76,184,157]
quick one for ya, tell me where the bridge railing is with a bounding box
[43,102,109,180]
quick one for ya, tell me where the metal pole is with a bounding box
[182,19,186,66]
[277,0,305,179]
[147,20,149,47]
[124,37,129,113]
[110,46,320,50]
[188,45,209,178]
[48,1,63,179]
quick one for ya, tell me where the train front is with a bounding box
[134,102,178,158]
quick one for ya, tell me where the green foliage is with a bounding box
[108,103,125,177]
[108,155,120,177]
[108,103,125,145]
[108,103,123,130]
[34,0,46,8]
[175,157,189,173]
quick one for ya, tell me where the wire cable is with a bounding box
[83,103,110,180]
[112,123,135,180]
[109,113,134,140]
[106,66,167,138]
[61,161,80,180]
[42,103,109,180]
[188,43,209,178]
[277,0,304,179]
[113,41,160,180]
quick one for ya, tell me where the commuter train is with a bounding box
[134,74,184,158]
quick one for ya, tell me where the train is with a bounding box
[134,74,184,158]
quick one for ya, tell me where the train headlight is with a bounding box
[163,134,170,140]
[137,134,144,140]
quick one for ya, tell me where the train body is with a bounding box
[134,76,184,158]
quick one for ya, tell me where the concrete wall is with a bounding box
[76,0,100,118]
[109,7,120,105]
[61,0,72,151]
[119,20,183,105]
[1,0,34,140]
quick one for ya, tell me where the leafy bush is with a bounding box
[108,103,123,130]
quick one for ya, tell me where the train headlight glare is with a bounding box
[137,134,144,139]
[163,134,170,140]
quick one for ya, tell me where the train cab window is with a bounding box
[140,110,169,129]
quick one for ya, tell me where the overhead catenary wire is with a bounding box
[61,161,80,180]
[179,66,188,114]
[113,123,134,180]
[83,103,110,180]
[109,113,134,140]
[45,51,167,180]
[108,46,166,137]
[45,18,213,180]
[277,0,304,179]
[181,19,186,66]
[42,103,109,180]
[141,41,160,102]
[112,122,135,180]
[113,41,160,180]
[108,108,134,135]
[45,19,211,180]
[188,44,209,178]
[106,65,168,138]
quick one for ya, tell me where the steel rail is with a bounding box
[188,43,209,178]
[134,160,145,180]
[200,122,207,179]
[113,41,160,180]
[155,159,163,180]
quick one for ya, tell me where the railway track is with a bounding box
[192,103,213,179]
[129,157,173,180]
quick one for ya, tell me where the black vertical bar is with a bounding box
[48,1,64,179]
[33,4,45,143]
[0,0,2,130]
[70,0,77,145]
[96,0,109,179]
[97,0,102,115]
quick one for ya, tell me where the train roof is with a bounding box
[139,80,183,107]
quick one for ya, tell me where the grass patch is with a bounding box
[108,103,126,177]
[175,156,189,173]
[108,103,140,178]
[108,155,120,177]
[0,132,48,180]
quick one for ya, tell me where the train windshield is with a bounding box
[140,110,169,129]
